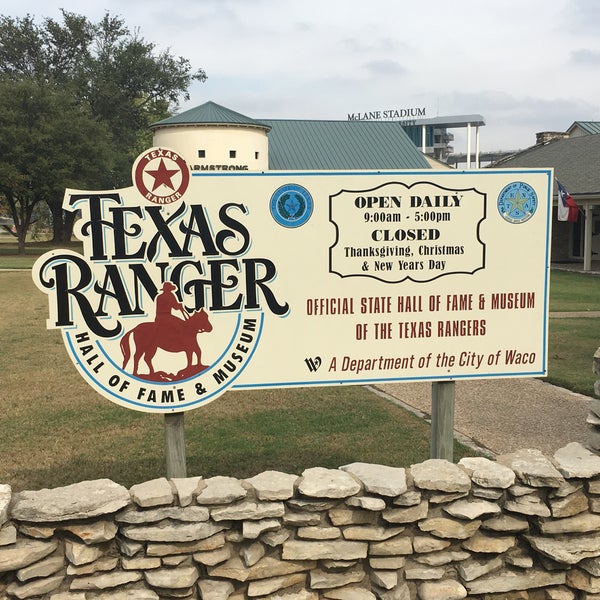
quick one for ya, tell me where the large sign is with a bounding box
[33,148,553,413]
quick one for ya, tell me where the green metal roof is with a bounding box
[151,101,431,170]
[262,119,430,170]
[152,101,271,130]
[569,121,600,136]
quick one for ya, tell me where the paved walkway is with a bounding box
[376,378,592,458]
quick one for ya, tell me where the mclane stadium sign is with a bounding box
[348,107,426,121]
[33,147,552,413]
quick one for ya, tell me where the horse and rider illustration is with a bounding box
[120,281,213,382]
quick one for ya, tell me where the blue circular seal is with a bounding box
[270,184,313,228]
[497,181,538,224]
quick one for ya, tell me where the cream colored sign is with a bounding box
[32,147,553,412]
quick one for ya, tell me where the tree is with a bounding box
[0,11,206,244]
[0,79,114,253]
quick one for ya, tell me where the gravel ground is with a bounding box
[376,378,592,457]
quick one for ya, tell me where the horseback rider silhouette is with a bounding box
[155,281,188,327]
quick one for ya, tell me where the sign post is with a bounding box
[32,148,553,469]
[430,381,455,460]
[164,413,186,478]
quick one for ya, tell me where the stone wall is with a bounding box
[3,443,600,599]
[588,348,600,452]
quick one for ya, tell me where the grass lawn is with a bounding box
[1,240,599,491]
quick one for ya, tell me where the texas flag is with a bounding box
[556,180,580,222]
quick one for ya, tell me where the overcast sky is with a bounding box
[6,0,600,154]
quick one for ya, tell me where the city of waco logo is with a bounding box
[32,147,289,413]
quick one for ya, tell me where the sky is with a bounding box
[4,0,600,155]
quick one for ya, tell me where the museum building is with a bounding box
[150,100,433,172]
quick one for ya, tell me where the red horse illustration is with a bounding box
[120,282,213,381]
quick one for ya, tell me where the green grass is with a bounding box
[549,270,600,312]
[547,318,600,395]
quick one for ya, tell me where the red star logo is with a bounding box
[145,159,180,192]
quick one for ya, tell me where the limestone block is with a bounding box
[170,476,202,506]
[142,531,226,558]
[84,588,159,600]
[504,494,551,517]
[297,526,341,540]
[282,539,368,560]
[241,541,265,567]
[283,511,321,527]
[247,572,306,596]
[412,535,451,553]
[346,496,387,511]
[122,520,225,542]
[310,565,365,589]
[382,501,428,524]
[298,467,361,499]
[444,499,501,520]
[418,580,467,600]
[193,544,232,567]
[554,442,600,479]
[539,512,600,534]
[211,500,285,521]
[526,533,600,564]
[61,520,118,544]
[410,459,471,493]
[121,556,161,570]
[417,517,481,540]
[549,488,589,518]
[64,539,104,567]
[368,556,406,570]
[328,507,377,526]
[208,555,315,582]
[0,484,11,527]
[11,479,130,522]
[66,556,119,576]
[393,490,422,507]
[130,478,173,507]
[244,471,299,500]
[0,524,16,546]
[458,457,515,489]
[368,533,413,556]
[17,555,64,582]
[497,449,565,488]
[481,514,529,534]
[116,505,209,524]
[0,538,58,571]
[464,569,566,595]
[243,518,281,539]
[371,569,398,590]
[322,586,375,599]
[403,561,445,580]
[69,570,143,590]
[413,549,470,566]
[197,579,235,600]
[144,564,199,589]
[196,476,247,504]
[342,525,404,542]
[340,463,407,497]
[6,574,64,599]
[461,531,516,554]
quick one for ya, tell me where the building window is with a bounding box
[229,150,236,158]
[255,152,260,160]
[198,150,206,158]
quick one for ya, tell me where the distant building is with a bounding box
[492,123,600,269]
[151,101,430,172]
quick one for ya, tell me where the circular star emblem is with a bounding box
[133,147,190,204]
[497,181,538,224]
